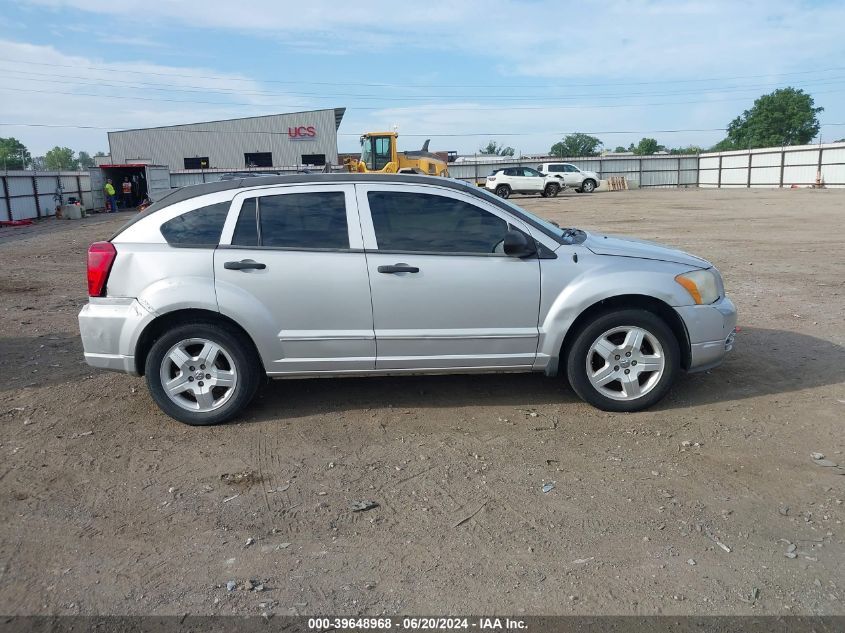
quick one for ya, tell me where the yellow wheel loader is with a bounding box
[345,132,449,177]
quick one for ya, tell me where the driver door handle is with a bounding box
[378,263,419,274]
[224,259,266,270]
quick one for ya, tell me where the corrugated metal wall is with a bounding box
[698,142,845,188]
[1,171,92,221]
[108,109,341,171]
[3,142,843,220]
[448,155,700,188]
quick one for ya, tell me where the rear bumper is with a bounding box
[674,296,737,372]
[78,298,155,375]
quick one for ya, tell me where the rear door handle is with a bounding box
[224,259,266,270]
[378,263,419,274]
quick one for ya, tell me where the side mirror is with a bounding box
[503,229,536,258]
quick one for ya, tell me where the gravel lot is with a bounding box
[1,188,843,616]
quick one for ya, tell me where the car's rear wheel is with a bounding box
[495,184,511,199]
[544,182,560,197]
[145,322,261,425]
[565,309,679,412]
[581,179,597,193]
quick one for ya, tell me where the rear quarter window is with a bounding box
[159,201,231,247]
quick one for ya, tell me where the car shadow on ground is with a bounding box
[244,327,845,422]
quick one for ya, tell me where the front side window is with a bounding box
[564,164,580,173]
[522,167,542,177]
[160,201,230,247]
[258,192,348,249]
[368,190,509,254]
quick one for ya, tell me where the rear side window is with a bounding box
[547,164,565,172]
[367,190,508,254]
[159,201,230,247]
[258,192,348,249]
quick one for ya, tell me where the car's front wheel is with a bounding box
[580,179,597,193]
[565,309,679,412]
[495,184,511,199]
[544,182,560,197]
[145,322,261,425]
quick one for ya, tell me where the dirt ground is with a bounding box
[0,188,843,617]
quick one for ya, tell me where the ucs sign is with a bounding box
[288,126,317,141]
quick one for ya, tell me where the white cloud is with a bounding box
[21,0,845,80]
[0,39,316,154]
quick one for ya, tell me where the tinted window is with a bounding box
[160,201,230,247]
[503,168,517,176]
[368,191,509,254]
[565,164,580,172]
[232,199,258,246]
[548,164,565,172]
[259,192,348,249]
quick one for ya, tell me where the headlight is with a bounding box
[675,269,719,304]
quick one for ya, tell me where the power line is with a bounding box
[2,57,844,89]
[2,121,843,137]
[4,84,845,112]
[3,67,845,101]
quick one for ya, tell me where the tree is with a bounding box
[77,151,96,169]
[720,87,822,149]
[613,145,627,153]
[709,138,736,152]
[44,146,78,170]
[0,137,31,169]
[632,137,664,155]
[479,140,515,156]
[550,133,602,157]
[668,145,702,155]
[835,138,845,143]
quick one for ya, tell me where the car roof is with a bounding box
[112,173,563,242]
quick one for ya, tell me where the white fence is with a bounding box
[698,142,845,188]
[3,142,844,220]
[1,171,93,221]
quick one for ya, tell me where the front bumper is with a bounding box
[674,296,737,372]
[78,298,155,375]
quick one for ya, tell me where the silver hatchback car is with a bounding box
[79,174,736,425]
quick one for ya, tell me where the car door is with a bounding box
[563,164,582,187]
[356,183,541,370]
[521,167,545,192]
[215,184,375,374]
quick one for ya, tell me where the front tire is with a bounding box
[580,179,597,193]
[565,309,679,412]
[145,322,261,425]
[544,182,560,197]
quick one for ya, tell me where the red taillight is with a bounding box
[87,241,116,297]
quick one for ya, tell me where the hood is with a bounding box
[583,231,710,268]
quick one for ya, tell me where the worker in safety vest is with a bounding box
[122,177,134,208]
[104,179,118,213]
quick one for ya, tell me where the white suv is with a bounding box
[537,162,600,193]
[485,167,562,199]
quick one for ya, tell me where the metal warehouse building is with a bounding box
[107,108,345,171]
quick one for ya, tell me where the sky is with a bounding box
[1,0,844,158]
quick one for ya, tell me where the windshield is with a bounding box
[472,185,583,244]
[360,137,373,169]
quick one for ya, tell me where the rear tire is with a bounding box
[565,309,679,412]
[495,185,511,199]
[145,322,261,425]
